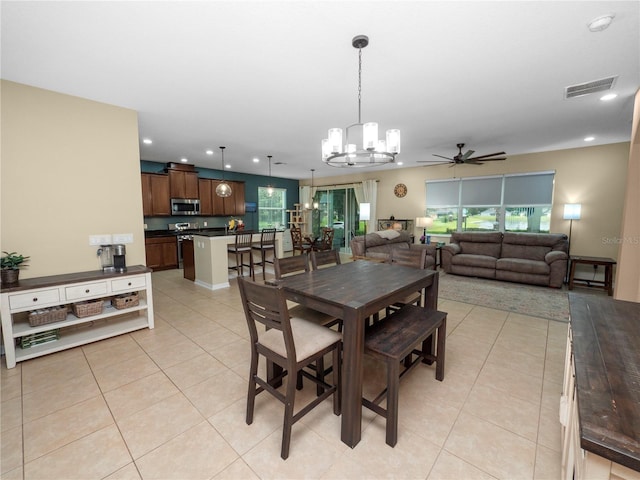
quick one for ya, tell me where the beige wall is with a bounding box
[1,80,144,279]
[305,142,630,261]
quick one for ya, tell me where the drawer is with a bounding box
[65,281,108,301]
[111,275,146,293]
[9,288,60,310]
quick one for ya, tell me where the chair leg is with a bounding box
[235,251,243,276]
[316,356,325,396]
[281,371,297,460]
[246,350,259,425]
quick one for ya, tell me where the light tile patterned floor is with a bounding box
[1,268,568,479]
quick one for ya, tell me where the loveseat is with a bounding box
[350,230,437,269]
[441,232,568,288]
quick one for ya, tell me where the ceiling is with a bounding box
[2,1,638,180]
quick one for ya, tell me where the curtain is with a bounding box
[299,186,312,210]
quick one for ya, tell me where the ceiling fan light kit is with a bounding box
[322,35,400,168]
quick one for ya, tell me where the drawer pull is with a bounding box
[128,282,132,286]
[85,289,90,293]
[33,297,38,302]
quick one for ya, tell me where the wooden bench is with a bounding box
[363,304,447,447]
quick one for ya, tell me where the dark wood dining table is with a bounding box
[276,259,439,448]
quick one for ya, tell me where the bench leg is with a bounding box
[435,318,446,381]
[386,359,400,447]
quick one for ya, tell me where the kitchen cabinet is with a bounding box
[141,173,171,216]
[145,236,178,270]
[0,266,154,369]
[199,179,213,215]
[169,170,199,199]
[203,179,246,216]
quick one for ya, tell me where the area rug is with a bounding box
[437,272,569,322]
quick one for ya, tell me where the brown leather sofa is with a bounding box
[441,231,568,288]
[350,230,437,269]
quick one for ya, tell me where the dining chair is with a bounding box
[252,228,277,280]
[315,227,335,251]
[274,253,341,393]
[290,226,312,255]
[310,249,341,270]
[385,247,428,316]
[227,231,255,280]
[237,276,341,460]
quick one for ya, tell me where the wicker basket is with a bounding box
[111,292,139,310]
[28,306,68,327]
[72,299,103,318]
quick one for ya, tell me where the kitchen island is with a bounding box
[192,231,284,290]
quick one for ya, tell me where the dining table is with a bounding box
[275,259,439,448]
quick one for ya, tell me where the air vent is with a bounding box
[565,76,617,99]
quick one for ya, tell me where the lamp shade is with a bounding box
[416,217,433,228]
[360,203,371,221]
[563,204,582,220]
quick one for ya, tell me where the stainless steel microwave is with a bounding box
[171,198,200,216]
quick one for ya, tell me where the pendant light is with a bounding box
[216,146,232,198]
[311,169,319,209]
[321,35,400,167]
[266,155,274,197]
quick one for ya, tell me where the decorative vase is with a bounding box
[1,269,19,285]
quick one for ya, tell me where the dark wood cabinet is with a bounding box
[141,173,171,216]
[199,179,213,215]
[226,181,246,216]
[169,170,199,199]
[182,239,195,280]
[145,236,178,270]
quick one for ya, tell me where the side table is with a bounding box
[568,256,617,296]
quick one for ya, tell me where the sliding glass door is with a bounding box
[311,187,360,252]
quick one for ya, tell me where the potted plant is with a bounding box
[1,251,30,285]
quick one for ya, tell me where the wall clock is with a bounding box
[394,183,407,198]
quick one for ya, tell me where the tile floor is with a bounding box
[1,267,568,479]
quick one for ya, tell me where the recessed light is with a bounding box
[600,93,618,101]
[205,149,214,155]
[143,138,152,144]
[253,157,260,163]
[181,157,188,163]
[588,13,615,32]
[584,136,595,142]
[396,161,403,166]
[225,164,231,169]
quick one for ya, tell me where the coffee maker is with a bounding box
[113,244,127,273]
[97,244,127,273]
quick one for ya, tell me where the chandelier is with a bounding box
[215,146,232,198]
[322,35,400,167]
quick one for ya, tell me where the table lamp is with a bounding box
[416,216,433,243]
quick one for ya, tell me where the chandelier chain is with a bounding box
[357,47,362,124]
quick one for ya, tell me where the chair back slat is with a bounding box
[310,249,341,270]
[274,253,310,279]
[317,228,334,251]
[234,231,255,249]
[388,248,427,269]
[260,228,277,247]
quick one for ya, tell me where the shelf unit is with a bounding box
[0,265,154,368]
[287,203,307,230]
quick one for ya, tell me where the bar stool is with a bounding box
[228,231,255,279]
[252,228,276,280]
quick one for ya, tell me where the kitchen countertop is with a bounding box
[569,292,640,472]
[144,228,228,238]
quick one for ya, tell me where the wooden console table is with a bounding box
[568,256,616,296]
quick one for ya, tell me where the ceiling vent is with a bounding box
[565,76,617,99]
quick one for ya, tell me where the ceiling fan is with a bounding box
[418,143,507,166]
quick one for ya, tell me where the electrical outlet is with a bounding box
[89,234,112,246]
[203,221,208,227]
[112,233,134,244]
[593,264,598,270]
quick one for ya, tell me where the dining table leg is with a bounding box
[340,305,365,448]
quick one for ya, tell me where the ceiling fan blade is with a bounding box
[468,151,506,161]
[471,157,506,162]
[418,160,452,166]
[464,160,483,165]
[461,149,475,160]
[432,154,454,161]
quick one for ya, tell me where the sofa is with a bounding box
[440,232,568,288]
[350,230,437,269]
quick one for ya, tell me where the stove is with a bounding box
[169,222,198,267]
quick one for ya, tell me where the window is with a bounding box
[425,172,554,234]
[258,187,286,229]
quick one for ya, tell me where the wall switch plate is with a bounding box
[89,234,112,246]
[112,233,134,244]
[203,221,208,227]
[144,223,148,230]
